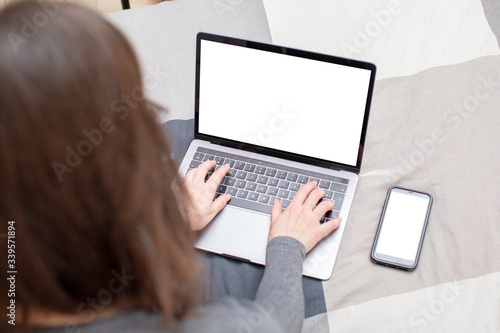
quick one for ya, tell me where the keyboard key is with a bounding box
[331,183,347,193]
[257,175,269,184]
[248,192,259,201]
[281,199,291,208]
[216,185,227,193]
[319,180,331,189]
[333,192,344,210]
[227,169,237,177]
[235,171,247,179]
[215,157,225,165]
[297,175,309,184]
[267,187,278,196]
[268,178,279,187]
[235,180,247,189]
[226,187,238,196]
[276,171,287,179]
[289,191,296,200]
[225,160,235,168]
[278,180,290,189]
[246,173,258,182]
[309,178,320,185]
[324,190,333,199]
[255,166,266,174]
[278,189,290,199]
[290,183,301,191]
[237,189,249,199]
[244,164,256,172]
[286,173,298,182]
[203,155,215,161]
[321,198,333,204]
[332,176,349,184]
[193,153,204,161]
[245,182,257,191]
[265,168,277,177]
[224,177,236,186]
[189,160,202,169]
[324,210,340,219]
[256,184,268,193]
[227,196,272,214]
[258,194,270,204]
[234,161,245,170]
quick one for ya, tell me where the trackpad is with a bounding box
[195,207,271,264]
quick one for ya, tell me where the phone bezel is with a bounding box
[370,186,433,271]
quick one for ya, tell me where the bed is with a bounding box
[107,1,500,331]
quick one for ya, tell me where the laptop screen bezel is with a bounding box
[194,32,376,174]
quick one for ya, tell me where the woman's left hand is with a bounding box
[175,160,231,231]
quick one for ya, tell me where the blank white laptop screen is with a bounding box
[198,39,372,167]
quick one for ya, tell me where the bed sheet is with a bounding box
[109,0,500,331]
[262,0,500,332]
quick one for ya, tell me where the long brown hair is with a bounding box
[0,1,198,331]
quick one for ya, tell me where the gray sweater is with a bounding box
[32,236,306,333]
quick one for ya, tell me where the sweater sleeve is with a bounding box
[254,236,307,333]
[176,236,307,333]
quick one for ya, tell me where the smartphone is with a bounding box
[371,186,433,271]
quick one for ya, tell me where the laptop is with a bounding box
[179,32,376,280]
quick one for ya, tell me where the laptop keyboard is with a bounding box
[186,147,348,224]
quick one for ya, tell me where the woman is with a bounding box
[0,2,341,332]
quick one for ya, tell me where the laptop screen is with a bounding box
[196,35,375,170]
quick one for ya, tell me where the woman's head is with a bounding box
[0,1,197,329]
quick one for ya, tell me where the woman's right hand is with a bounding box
[268,181,342,253]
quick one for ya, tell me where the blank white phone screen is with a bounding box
[375,190,430,262]
[198,40,372,167]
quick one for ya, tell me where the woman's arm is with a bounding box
[254,236,306,332]
[177,161,341,332]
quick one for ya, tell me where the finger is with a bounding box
[193,160,217,183]
[319,217,342,234]
[270,198,283,223]
[303,188,325,209]
[182,168,197,183]
[206,163,230,187]
[290,181,317,206]
[312,199,334,219]
[210,193,232,217]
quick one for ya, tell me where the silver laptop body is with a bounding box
[178,33,376,280]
